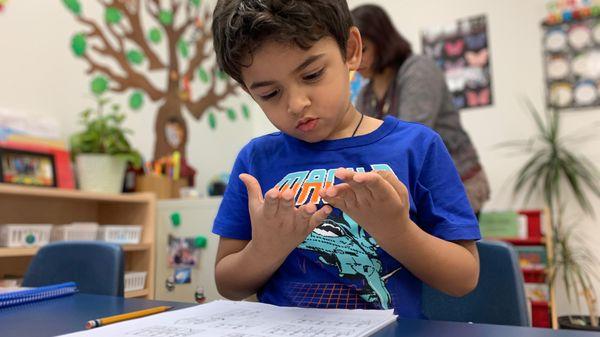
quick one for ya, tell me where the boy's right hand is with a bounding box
[239,173,332,260]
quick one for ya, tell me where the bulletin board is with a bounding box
[421,15,493,110]
[542,16,600,109]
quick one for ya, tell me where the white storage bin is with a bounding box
[124,271,147,292]
[51,223,99,241]
[0,224,52,247]
[97,225,142,244]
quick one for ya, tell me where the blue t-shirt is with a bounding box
[212,116,481,318]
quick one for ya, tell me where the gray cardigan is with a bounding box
[356,55,480,178]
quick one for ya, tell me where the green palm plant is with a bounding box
[503,100,600,328]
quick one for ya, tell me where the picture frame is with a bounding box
[0,148,57,187]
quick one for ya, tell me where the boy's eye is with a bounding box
[259,89,279,100]
[303,68,325,82]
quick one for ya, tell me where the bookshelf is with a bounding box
[485,209,556,328]
[0,183,156,299]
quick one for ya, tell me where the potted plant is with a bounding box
[504,100,600,330]
[70,96,142,194]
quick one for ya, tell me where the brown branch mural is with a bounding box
[63,0,247,174]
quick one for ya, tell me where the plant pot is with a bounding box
[76,154,126,194]
[558,315,600,331]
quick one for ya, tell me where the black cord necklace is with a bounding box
[351,113,364,137]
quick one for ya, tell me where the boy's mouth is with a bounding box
[296,118,319,132]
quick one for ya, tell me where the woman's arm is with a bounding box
[395,57,446,127]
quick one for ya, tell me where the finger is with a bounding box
[320,184,355,213]
[376,170,408,199]
[295,203,316,227]
[353,172,381,201]
[239,174,263,205]
[347,172,375,207]
[334,167,356,183]
[308,205,333,230]
[263,187,280,218]
[277,188,296,217]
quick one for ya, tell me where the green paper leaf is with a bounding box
[129,91,144,110]
[198,67,209,83]
[208,112,216,129]
[71,33,87,57]
[226,108,237,121]
[178,40,189,58]
[242,104,250,119]
[190,0,201,7]
[148,27,162,44]
[91,76,108,96]
[126,49,145,65]
[105,7,122,24]
[159,10,174,25]
[63,0,81,15]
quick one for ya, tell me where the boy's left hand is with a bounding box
[318,168,411,240]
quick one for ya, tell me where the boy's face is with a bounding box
[240,28,363,143]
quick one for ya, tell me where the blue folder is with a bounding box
[0,282,78,308]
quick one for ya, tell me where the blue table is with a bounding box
[0,293,598,337]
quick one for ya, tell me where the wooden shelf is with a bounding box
[0,243,151,257]
[125,288,150,298]
[0,247,38,257]
[0,183,153,203]
[0,185,156,299]
[122,243,152,252]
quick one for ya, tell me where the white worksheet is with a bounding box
[60,300,397,337]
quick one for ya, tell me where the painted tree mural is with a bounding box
[63,0,247,164]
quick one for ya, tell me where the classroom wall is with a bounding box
[345,0,600,316]
[0,1,260,192]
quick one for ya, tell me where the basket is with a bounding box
[0,224,53,247]
[97,225,142,244]
[51,223,99,241]
[124,271,147,292]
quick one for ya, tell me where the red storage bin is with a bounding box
[531,301,551,328]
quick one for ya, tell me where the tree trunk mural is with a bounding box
[63,0,243,178]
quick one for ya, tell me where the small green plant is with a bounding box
[70,96,142,168]
[501,100,600,328]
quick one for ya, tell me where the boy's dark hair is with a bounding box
[212,0,354,86]
[351,4,412,74]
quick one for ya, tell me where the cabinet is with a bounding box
[0,183,156,299]
[154,198,223,303]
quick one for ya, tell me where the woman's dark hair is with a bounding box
[351,4,412,73]
[212,0,354,86]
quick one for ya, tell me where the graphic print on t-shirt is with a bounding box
[275,165,398,309]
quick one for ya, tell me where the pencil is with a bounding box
[85,306,172,329]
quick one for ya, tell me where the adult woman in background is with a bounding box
[352,4,490,217]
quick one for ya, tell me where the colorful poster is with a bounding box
[542,15,600,109]
[421,15,493,110]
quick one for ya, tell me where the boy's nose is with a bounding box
[286,89,311,115]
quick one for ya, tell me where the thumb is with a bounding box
[239,173,263,205]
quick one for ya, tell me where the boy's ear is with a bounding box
[345,26,363,71]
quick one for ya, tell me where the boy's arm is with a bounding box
[214,238,287,300]
[320,169,479,297]
[214,174,331,300]
[375,222,479,297]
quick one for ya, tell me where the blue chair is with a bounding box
[23,241,124,296]
[422,240,529,326]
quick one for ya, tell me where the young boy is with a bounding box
[211,0,480,318]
